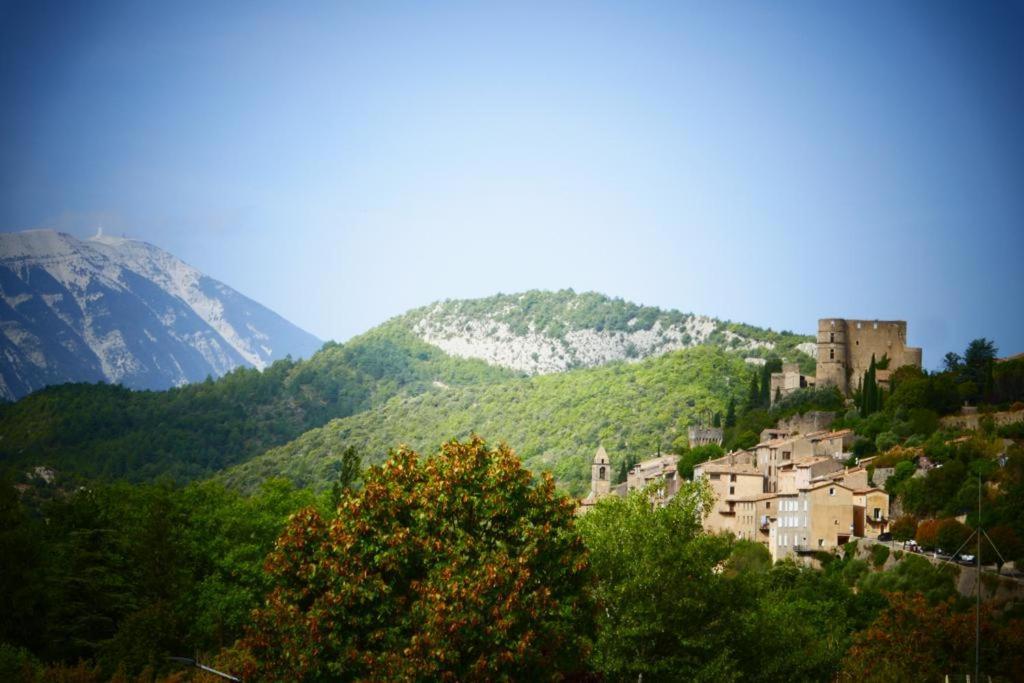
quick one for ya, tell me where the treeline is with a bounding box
[0,324,516,482]
[6,439,1020,681]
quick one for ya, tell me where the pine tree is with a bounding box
[724,398,736,428]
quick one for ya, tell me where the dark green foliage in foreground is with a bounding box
[221,346,753,496]
[0,476,319,679]
[5,442,1023,681]
[0,324,516,482]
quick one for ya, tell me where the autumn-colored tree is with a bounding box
[915,518,940,549]
[242,437,594,681]
[840,592,1024,681]
[890,514,917,542]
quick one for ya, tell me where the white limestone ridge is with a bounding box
[403,292,783,375]
[0,229,321,400]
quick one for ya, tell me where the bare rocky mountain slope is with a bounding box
[394,290,814,375]
[0,229,322,400]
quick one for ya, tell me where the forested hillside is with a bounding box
[221,346,753,495]
[0,324,517,481]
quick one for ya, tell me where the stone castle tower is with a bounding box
[816,319,922,394]
[591,445,611,498]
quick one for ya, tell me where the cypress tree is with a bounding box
[725,398,737,428]
[861,354,878,417]
[712,412,721,428]
[745,373,760,412]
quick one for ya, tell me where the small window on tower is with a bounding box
[599,466,606,481]
[829,332,834,343]
[829,348,835,360]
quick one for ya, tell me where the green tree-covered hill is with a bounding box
[221,346,754,496]
[0,324,518,481]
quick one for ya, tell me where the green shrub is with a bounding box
[870,543,890,568]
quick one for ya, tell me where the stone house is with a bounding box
[769,363,816,405]
[700,462,765,535]
[852,488,890,539]
[732,493,777,543]
[777,456,844,494]
[769,482,854,562]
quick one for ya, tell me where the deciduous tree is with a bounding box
[243,437,593,681]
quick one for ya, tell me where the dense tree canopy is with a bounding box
[243,437,593,681]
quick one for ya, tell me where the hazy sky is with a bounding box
[2,1,1022,367]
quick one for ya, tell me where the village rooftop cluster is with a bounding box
[580,318,924,562]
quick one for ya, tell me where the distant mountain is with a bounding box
[394,290,816,374]
[0,229,322,400]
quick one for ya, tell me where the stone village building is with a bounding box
[581,434,889,564]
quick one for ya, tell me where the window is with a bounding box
[729,486,735,495]
[829,348,835,360]
[818,538,824,547]
[766,502,771,509]
[730,474,736,482]
[829,487,835,496]
[710,473,720,480]
[829,332,834,343]
[599,466,606,480]
[873,507,881,520]
[783,451,791,461]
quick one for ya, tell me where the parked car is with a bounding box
[934,548,952,560]
[958,553,976,565]
[878,532,893,542]
[904,540,920,552]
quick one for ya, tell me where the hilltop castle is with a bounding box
[815,319,922,394]
[769,318,921,404]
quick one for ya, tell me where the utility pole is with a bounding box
[976,472,981,683]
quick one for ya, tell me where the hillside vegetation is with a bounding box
[221,345,752,496]
[0,324,518,481]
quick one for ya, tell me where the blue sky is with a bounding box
[2,1,1022,367]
